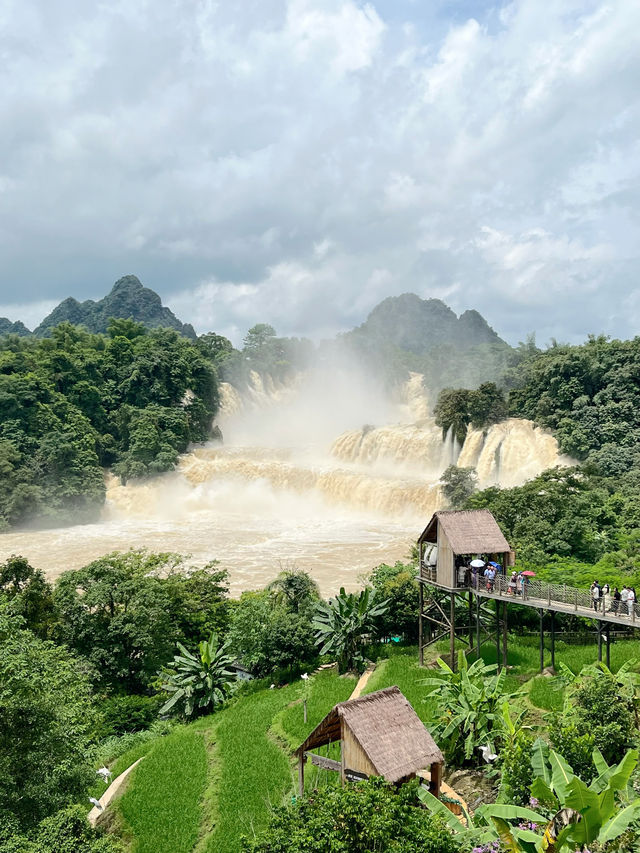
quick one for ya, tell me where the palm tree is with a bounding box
[160,632,235,717]
[313,587,388,673]
[267,568,319,614]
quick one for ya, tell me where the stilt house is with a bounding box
[418,509,513,588]
[295,686,444,797]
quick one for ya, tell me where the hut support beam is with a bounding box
[468,591,474,650]
[496,602,501,667]
[450,595,456,671]
[419,583,424,666]
[298,752,305,798]
[475,591,481,656]
[606,622,611,668]
[550,611,555,671]
[502,601,508,669]
[539,609,544,673]
[597,621,603,662]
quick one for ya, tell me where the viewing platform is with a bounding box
[419,564,640,627]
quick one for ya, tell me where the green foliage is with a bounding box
[422,651,517,767]
[160,632,235,717]
[95,694,164,738]
[0,555,56,638]
[0,318,218,527]
[229,575,319,676]
[499,730,535,807]
[0,805,123,853]
[313,586,388,673]
[367,561,419,641]
[550,666,636,781]
[242,777,461,853]
[54,550,229,693]
[441,465,478,508]
[434,383,507,445]
[0,605,96,829]
[508,334,640,468]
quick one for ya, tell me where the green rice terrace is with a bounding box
[3,545,640,853]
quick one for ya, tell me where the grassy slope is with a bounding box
[204,682,300,853]
[118,727,208,853]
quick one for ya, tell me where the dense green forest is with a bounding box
[438,334,640,586]
[0,320,218,529]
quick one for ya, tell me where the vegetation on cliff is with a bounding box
[0,320,218,529]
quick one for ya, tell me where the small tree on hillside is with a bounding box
[159,632,235,718]
[440,465,478,508]
[313,587,388,673]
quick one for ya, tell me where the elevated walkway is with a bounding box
[420,566,639,627]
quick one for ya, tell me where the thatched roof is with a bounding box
[418,509,510,555]
[296,686,443,784]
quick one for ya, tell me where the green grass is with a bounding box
[362,651,439,724]
[204,683,301,853]
[527,676,565,711]
[118,727,208,853]
[273,669,356,749]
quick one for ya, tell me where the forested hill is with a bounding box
[334,293,513,391]
[0,321,218,530]
[33,275,196,338]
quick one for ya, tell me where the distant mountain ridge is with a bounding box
[33,275,196,338]
[348,293,506,353]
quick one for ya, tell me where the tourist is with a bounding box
[590,580,601,613]
[602,583,612,613]
[620,586,629,615]
[629,587,636,616]
[613,587,621,614]
[516,572,524,596]
[508,571,517,595]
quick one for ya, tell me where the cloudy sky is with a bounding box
[0,0,639,345]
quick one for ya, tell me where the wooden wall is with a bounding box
[436,525,455,588]
[341,726,377,779]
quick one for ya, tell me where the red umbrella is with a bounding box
[522,570,536,577]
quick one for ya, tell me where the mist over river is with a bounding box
[0,372,569,596]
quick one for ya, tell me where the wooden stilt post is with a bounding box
[502,600,508,669]
[468,590,474,650]
[298,752,304,797]
[550,611,555,671]
[418,582,424,666]
[597,620,603,662]
[449,594,456,671]
[539,609,544,673]
[496,601,501,668]
[475,592,481,657]
[606,622,611,668]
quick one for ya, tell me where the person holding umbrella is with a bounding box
[470,558,484,589]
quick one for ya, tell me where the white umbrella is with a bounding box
[470,559,485,568]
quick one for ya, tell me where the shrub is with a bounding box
[96,694,164,738]
[241,777,460,853]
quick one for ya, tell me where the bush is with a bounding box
[498,730,534,806]
[96,694,164,738]
[241,777,460,853]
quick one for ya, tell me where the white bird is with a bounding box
[97,767,112,782]
[479,744,498,763]
[89,797,103,811]
[270,683,275,689]
[301,673,309,681]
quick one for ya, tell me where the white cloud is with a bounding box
[0,0,639,346]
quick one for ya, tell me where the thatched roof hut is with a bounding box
[295,686,443,796]
[418,509,513,588]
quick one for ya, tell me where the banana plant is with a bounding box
[313,587,388,673]
[529,739,640,851]
[421,650,518,765]
[160,631,236,717]
[418,741,640,853]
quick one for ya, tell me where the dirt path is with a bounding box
[348,664,375,700]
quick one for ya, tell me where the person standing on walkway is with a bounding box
[628,586,636,616]
[591,580,601,612]
[602,583,611,613]
[613,587,621,614]
[621,585,629,615]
